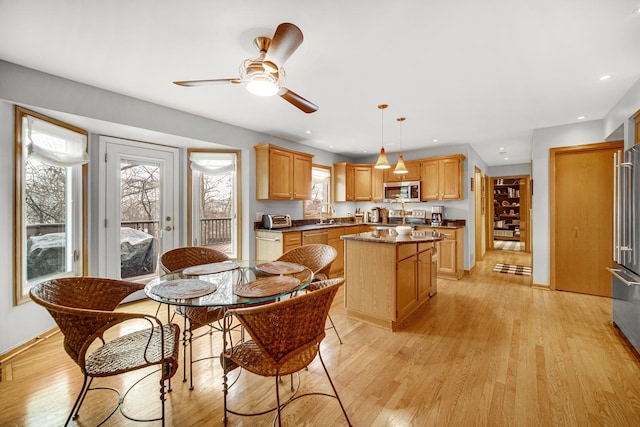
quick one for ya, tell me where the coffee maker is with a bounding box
[431,205,444,226]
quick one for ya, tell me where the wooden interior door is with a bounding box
[551,142,622,296]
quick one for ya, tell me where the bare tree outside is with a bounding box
[120,161,160,236]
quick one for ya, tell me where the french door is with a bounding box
[98,137,179,284]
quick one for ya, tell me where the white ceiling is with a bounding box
[1,0,639,166]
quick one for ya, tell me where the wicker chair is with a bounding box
[221,281,352,426]
[30,277,180,427]
[277,244,337,282]
[159,246,230,390]
[277,244,343,343]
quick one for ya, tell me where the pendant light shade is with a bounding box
[374,104,391,169]
[393,117,408,174]
[394,153,408,174]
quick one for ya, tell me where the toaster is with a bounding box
[262,214,292,229]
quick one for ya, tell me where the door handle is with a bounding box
[165,226,173,231]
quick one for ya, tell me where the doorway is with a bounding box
[490,175,531,253]
[98,137,179,286]
[550,141,622,297]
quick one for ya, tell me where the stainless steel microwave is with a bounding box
[383,181,421,202]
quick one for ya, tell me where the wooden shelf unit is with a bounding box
[493,178,521,241]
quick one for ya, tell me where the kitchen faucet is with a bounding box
[318,203,335,224]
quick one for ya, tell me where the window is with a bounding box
[188,150,240,258]
[14,107,88,305]
[304,165,332,218]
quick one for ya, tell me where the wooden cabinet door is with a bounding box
[328,227,345,276]
[353,165,372,201]
[292,153,312,200]
[404,161,422,181]
[396,255,418,320]
[441,157,462,199]
[438,239,457,274]
[268,148,293,199]
[333,162,347,202]
[385,160,421,182]
[417,249,432,301]
[421,160,440,200]
[371,167,384,201]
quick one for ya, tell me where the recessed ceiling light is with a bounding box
[305,130,311,134]
[363,150,368,153]
[633,6,640,14]
[329,145,334,148]
[433,139,438,143]
[577,115,587,120]
[599,74,612,81]
[499,146,505,151]
[504,157,509,161]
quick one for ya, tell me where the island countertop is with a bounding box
[341,228,445,244]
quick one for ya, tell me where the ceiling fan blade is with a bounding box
[264,23,303,67]
[278,88,318,114]
[173,78,242,87]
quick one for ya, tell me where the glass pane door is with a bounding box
[102,138,178,283]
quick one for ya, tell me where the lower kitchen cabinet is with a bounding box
[328,227,345,276]
[344,239,435,331]
[419,226,464,279]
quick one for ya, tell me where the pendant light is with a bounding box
[374,104,391,169]
[393,117,408,174]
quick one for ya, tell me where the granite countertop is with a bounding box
[254,220,465,233]
[340,228,445,244]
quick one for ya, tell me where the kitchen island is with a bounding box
[341,229,444,331]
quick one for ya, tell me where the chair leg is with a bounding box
[318,351,352,427]
[327,313,343,344]
[182,316,188,383]
[275,376,282,427]
[66,375,92,426]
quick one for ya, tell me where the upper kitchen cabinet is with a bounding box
[634,109,640,145]
[334,162,372,202]
[421,154,465,201]
[255,144,313,200]
[372,167,384,202]
[384,160,421,182]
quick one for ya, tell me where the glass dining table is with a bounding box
[144,259,314,412]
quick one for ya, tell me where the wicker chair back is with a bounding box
[277,244,337,282]
[159,246,229,273]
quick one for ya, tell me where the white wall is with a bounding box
[0,60,347,354]
[530,120,606,286]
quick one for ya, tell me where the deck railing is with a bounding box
[27,217,232,246]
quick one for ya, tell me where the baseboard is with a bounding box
[0,327,59,365]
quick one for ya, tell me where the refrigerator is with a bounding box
[608,145,640,350]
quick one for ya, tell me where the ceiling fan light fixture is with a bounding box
[374,104,391,169]
[246,78,279,96]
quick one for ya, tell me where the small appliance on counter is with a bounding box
[370,207,381,223]
[262,214,292,229]
[431,205,444,226]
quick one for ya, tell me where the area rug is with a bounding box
[493,263,531,276]
[494,240,524,251]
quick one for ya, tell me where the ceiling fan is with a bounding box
[173,22,318,114]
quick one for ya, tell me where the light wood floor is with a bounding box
[2,250,639,426]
